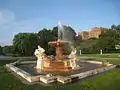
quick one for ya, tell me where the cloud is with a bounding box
[0,9,55,46]
[0,9,15,25]
[0,9,15,46]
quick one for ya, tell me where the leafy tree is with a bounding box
[79,38,98,54]
[52,25,76,42]
[2,45,13,55]
[52,26,58,41]
[0,45,3,55]
[38,28,54,51]
[74,35,82,45]
[111,24,120,31]
[38,26,76,55]
[13,33,39,56]
[96,29,120,53]
[115,42,120,49]
[12,25,77,56]
[62,25,76,42]
[38,28,56,55]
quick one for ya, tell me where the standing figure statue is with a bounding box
[34,45,45,70]
[68,48,79,69]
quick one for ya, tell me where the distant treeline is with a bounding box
[1,24,120,56]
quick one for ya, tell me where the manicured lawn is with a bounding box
[80,53,120,64]
[0,55,120,90]
[81,53,120,58]
[80,57,120,64]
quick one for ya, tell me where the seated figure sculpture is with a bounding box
[35,44,79,72]
[68,48,79,69]
[34,45,46,69]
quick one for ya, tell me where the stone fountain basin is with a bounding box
[6,60,116,85]
[15,62,104,76]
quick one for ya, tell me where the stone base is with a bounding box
[40,76,57,84]
[57,76,71,84]
[6,63,41,83]
[42,60,71,72]
[42,67,70,72]
[6,61,116,85]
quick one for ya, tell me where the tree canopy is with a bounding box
[111,24,120,31]
[13,33,39,56]
[11,24,120,56]
[2,45,13,55]
[96,29,120,52]
[0,46,3,55]
[12,25,76,56]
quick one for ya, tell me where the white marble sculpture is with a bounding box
[68,48,79,69]
[34,45,45,70]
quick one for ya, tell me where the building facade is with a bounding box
[78,27,108,40]
[78,31,89,40]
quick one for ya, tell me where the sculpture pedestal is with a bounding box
[48,40,66,60]
[55,46,64,60]
[36,59,43,69]
[42,60,71,72]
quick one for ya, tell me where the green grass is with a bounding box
[81,53,120,58]
[80,57,120,64]
[80,53,120,64]
[0,55,120,90]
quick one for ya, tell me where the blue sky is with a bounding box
[0,0,120,45]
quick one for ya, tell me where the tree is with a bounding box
[38,28,56,55]
[12,25,76,56]
[79,38,98,54]
[2,45,13,55]
[111,24,120,31]
[0,45,3,55]
[52,25,76,42]
[38,29,54,48]
[56,25,77,54]
[13,33,39,56]
[96,29,120,53]
[74,35,82,45]
[62,25,76,42]
[111,24,117,30]
[52,26,58,41]
[37,26,76,55]
[115,42,120,49]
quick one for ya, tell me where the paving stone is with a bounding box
[6,61,116,85]
[69,76,79,82]
[40,75,57,84]
[57,76,71,84]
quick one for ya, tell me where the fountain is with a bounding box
[6,21,116,85]
[35,21,79,72]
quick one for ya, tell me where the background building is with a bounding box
[89,27,107,38]
[78,27,108,40]
[78,31,89,40]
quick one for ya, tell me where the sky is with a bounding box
[0,0,120,46]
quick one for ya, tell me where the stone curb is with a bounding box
[6,61,116,84]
